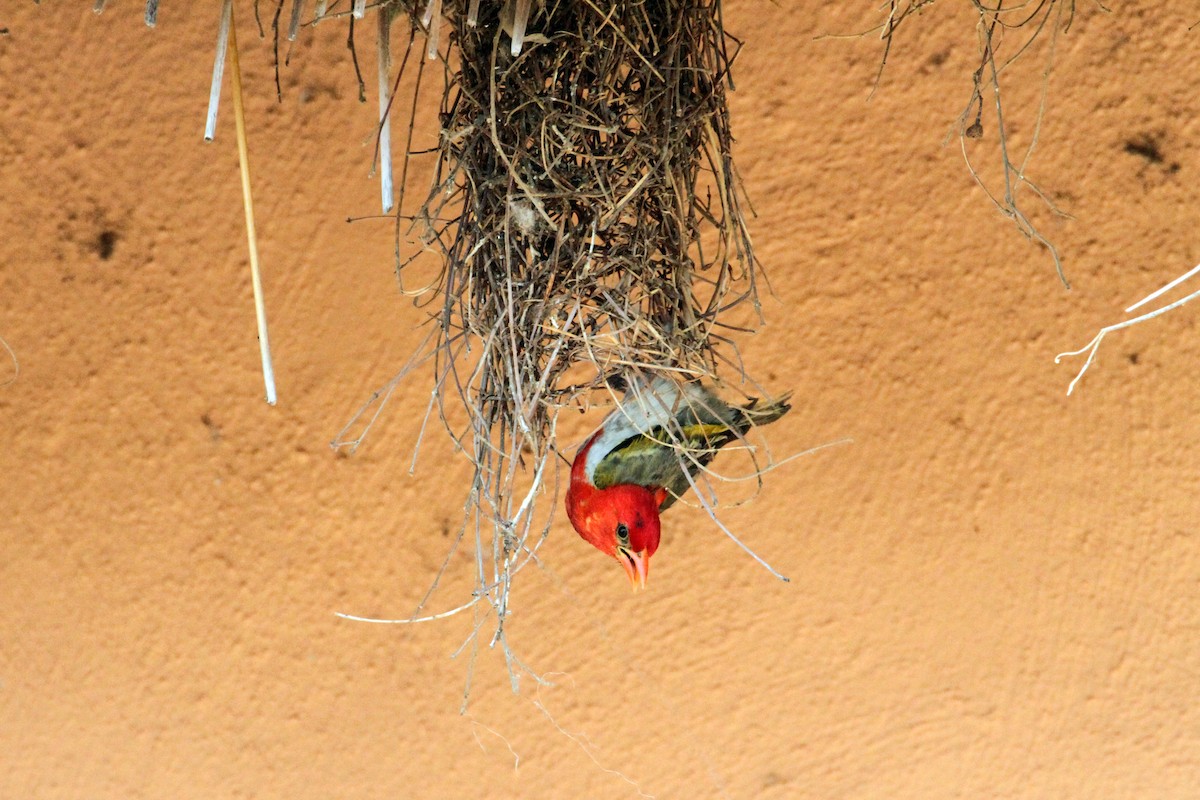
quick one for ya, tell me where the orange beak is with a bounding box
[616,547,649,590]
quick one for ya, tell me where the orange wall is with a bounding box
[2,4,1198,798]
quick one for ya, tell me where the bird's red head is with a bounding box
[566,482,664,590]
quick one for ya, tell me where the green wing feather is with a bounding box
[591,392,792,511]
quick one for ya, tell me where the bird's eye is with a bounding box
[616,522,630,543]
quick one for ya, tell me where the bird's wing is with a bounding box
[591,422,739,510]
[585,377,793,510]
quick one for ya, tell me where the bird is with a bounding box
[565,375,792,589]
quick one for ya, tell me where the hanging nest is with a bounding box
[332,0,763,680]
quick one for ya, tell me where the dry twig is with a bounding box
[1056,262,1200,394]
[866,0,1111,285]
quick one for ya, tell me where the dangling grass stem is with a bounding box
[228,4,278,405]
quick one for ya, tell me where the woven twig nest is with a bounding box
[351,0,765,675]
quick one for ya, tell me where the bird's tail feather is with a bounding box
[736,391,792,432]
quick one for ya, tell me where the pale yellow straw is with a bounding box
[228,4,277,405]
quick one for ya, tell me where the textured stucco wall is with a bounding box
[2,3,1198,798]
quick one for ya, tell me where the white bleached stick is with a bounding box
[228,5,278,405]
[1124,261,1200,313]
[424,0,444,60]
[1056,262,1200,395]
[353,0,366,19]
[511,0,530,55]
[377,5,395,213]
[334,595,483,625]
[204,0,233,142]
[288,0,304,41]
